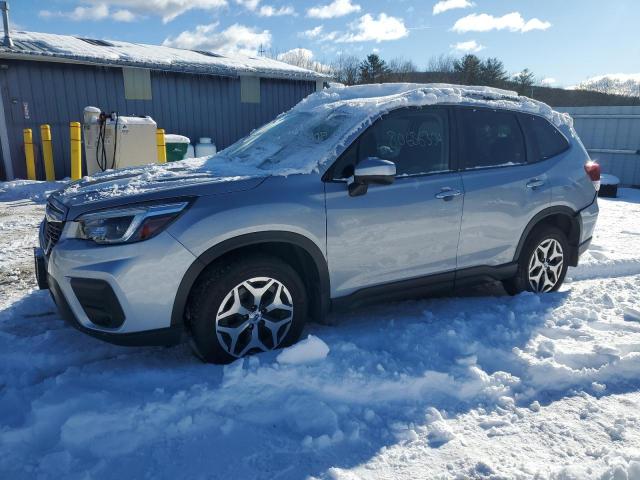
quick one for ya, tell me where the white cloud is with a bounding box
[235,0,261,9]
[277,47,314,62]
[433,0,475,15]
[42,1,229,23]
[235,0,295,16]
[300,26,324,39]
[307,0,361,19]
[259,5,295,16]
[299,25,339,42]
[112,9,136,22]
[337,13,409,43]
[452,12,551,33]
[540,77,557,86]
[451,40,484,53]
[163,22,271,56]
[39,4,137,22]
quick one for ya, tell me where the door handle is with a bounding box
[435,187,463,200]
[526,179,545,189]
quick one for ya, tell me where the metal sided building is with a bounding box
[556,106,640,186]
[0,30,325,180]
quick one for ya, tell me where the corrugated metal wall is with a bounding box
[0,59,316,179]
[556,106,640,186]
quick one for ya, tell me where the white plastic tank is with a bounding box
[83,107,157,175]
[195,137,217,157]
[186,144,195,159]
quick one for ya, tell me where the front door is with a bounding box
[324,107,464,298]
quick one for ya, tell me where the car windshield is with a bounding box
[217,109,354,171]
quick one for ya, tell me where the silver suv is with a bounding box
[34,84,600,363]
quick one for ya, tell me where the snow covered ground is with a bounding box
[1,180,640,479]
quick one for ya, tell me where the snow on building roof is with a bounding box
[0,30,327,82]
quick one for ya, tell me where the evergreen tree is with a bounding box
[359,54,390,83]
[514,68,536,95]
[453,54,483,85]
[480,57,508,87]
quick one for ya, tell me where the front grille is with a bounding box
[45,219,64,250]
[44,198,67,252]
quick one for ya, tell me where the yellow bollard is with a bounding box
[70,122,82,180]
[23,129,36,180]
[40,124,55,181]
[156,128,167,164]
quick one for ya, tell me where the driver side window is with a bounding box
[332,108,450,179]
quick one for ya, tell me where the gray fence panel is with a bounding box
[557,106,640,186]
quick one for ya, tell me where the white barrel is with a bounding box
[186,144,195,159]
[195,137,217,157]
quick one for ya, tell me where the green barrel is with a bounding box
[165,134,191,162]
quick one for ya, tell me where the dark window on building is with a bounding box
[332,108,449,178]
[459,108,526,169]
[521,114,570,161]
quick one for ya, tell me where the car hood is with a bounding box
[50,160,267,218]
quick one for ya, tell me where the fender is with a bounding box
[513,205,582,264]
[170,231,331,328]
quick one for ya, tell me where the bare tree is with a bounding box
[426,54,456,73]
[577,76,640,97]
[331,54,360,85]
[268,47,333,75]
[386,57,417,82]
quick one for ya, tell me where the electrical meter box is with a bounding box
[83,106,157,175]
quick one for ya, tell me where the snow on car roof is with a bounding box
[0,30,326,81]
[295,83,572,128]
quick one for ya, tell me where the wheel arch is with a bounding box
[171,231,331,330]
[514,206,582,267]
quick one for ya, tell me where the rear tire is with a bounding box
[187,254,307,363]
[503,226,569,295]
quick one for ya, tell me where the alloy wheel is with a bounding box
[528,238,564,293]
[215,277,294,358]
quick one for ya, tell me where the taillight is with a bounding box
[584,161,601,191]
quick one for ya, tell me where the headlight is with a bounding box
[74,201,189,244]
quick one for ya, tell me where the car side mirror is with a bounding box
[348,157,396,197]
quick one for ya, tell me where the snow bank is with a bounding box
[277,335,330,364]
[0,180,64,203]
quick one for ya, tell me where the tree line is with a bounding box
[274,49,640,106]
[286,52,539,96]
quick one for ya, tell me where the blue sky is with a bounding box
[9,0,640,86]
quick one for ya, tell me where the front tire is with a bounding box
[187,254,307,363]
[503,226,569,295]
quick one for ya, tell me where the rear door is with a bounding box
[325,106,464,298]
[455,106,552,269]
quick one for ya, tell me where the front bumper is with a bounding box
[48,274,183,346]
[39,229,196,346]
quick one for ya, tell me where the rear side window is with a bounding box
[520,114,570,161]
[459,108,526,169]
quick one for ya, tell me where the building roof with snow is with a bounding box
[0,30,326,81]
